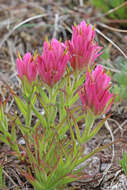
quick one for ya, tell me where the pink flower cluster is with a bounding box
[16,52,37,82]
[79,65,114,115]
[37,39,69,87]
[16,20,114,114]
[66,21,102,70]
[16,39,68,87]
[16,21,102,86]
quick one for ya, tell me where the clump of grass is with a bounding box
[0,166,5,189]
[91,0,127,25]
[120,152,127,176]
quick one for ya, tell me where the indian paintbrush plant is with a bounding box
[0,21,115,190]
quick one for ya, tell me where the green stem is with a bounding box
[81,109,95,143]
[47,87,57,128]
[25,86,35,128]
[72,70,78,91]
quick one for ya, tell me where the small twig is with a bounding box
[6,99,14,113]
[110,169,122,187]
[97,22,127,33]
[63,22,73,34]
[98,116,115,185]
[107,118,123,135]
[95,28,127,59]
[3,169,17,187]
[79,0,84,7]
[113,119,127,137]
[53,13,59,39]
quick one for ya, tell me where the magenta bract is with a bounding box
[16,52,37,82]
[37,39,69,87]
[79,65,114,115]
[66,21,102,70]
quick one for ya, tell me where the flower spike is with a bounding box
[37,39,69,87]
[66,21,103,71]
[79,65,114,116]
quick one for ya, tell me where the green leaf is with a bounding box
[100,47,110,60]
[88,115,110,141]
[48,106,57,126]
[31,93,37,105]
[38,87,49,104]
[69,93,79,106]
[25,101,32,128]
[32,105,47,128]
[65,107,81,144]
[76,140,118,166]
[65,107,77,156]
[73,74,85,91]
[81,109,95,142]
[11,125,17,142]
[59,91,66,122]
[37,94,49,114]
[119,152,127,176]
[0,134,10,145]
[13,95,27,119]
[0,166,5,188]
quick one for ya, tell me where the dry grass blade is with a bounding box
[113,119,127,136]
[97,22,127,33]
[95,28,127,59]
[3,169,17,188]
[0,13,49,49]
[0,72,10,84]
[13,14,48,31]
[98,116,115,185]
[105,19,127,24]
